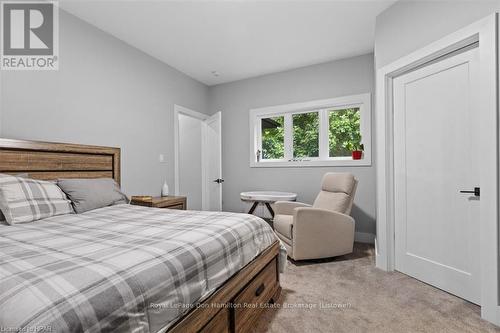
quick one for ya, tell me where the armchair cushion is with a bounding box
[321,172,355,194]
[274,214,293,240]
[313,173,357,214]
[292,207,355,260]
[313,192,350,213]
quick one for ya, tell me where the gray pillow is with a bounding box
[57,178,129,214]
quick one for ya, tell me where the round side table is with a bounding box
[240,191,297,218]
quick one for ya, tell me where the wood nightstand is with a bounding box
[130,196,187,210]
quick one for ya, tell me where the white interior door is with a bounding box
[203,111,222,211]
[178,114,203,210]
[394,47,481,304]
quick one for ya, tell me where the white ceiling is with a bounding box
[59,0,396,86]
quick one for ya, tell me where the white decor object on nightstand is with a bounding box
[161,181,169,197]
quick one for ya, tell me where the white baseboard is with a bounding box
[355,232,375,244]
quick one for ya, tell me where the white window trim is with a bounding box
[249,93,372,167]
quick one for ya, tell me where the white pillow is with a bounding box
[0,174,74,224]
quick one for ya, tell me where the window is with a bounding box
[250,93,371,167]
[261,116,284,160]
[329,108,361,157]
[293,112,319,158]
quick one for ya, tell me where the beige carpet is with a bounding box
[253,243,500,333]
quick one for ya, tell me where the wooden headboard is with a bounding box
[0,138,121,185]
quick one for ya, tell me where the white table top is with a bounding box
[240,191,297,202]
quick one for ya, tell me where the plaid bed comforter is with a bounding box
[0,204,278,333]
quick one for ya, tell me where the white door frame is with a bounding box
[375,13,499,324]
[173,104,209,205]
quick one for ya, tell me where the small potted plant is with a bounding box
[351,143,364,160]
[347,133,363,160]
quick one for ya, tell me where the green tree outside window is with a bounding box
[260,108,361,160]
[293,112,319,158]
[329,108,361,157]
[261,116,284,159]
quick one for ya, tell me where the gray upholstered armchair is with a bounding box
[274,173,358,260]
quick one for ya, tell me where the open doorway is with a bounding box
[174,105,223,211]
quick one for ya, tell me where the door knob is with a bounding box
[213,178,225,184]
[459,187,480,197]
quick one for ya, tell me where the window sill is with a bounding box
[250,157,371,168]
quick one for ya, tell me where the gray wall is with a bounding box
[208,54,376,237]
[0,10,209,196]
[375,0,500,69]
[7,1,488,239]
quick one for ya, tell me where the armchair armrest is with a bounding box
[292,207,355,260]
[274,201,311,215]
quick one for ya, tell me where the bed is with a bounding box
[0,138,283,333]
